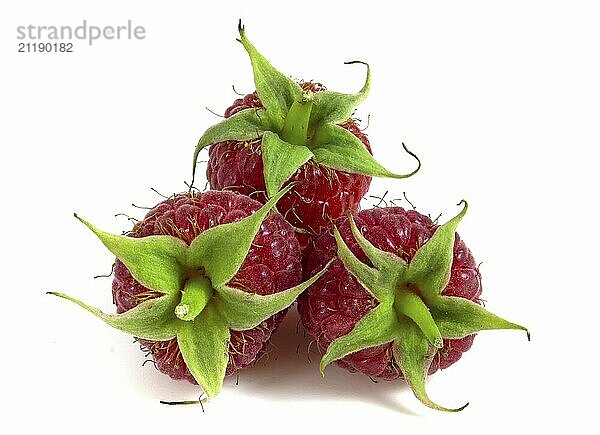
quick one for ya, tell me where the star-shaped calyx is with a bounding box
[192,21,420,197]
[48,186,332,400]
[320,201,529,412]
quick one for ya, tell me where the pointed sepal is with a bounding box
[406,201,468,303]
[76,214,186,295]
[348,214,408,275]
[333,225,389,301]
[47,291,181,341]
[186,184,293,288]
[431,296,530,340]
[237,21,302,128]
[177,303,230,400]
[309,61,370,127]
[311,124,420,179]
[192,108,270,185]
[216,259,333,331]
[393,319,469,412]
[261,131,313,197]
[320,301,401,374]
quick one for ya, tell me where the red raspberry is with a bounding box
[207,82,372,249]
[298,206,481,379]
[112,191,301,382]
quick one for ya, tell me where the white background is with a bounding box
[1,0,598,433]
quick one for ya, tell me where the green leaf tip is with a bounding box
[311,126,421,180]
[160,396,208,408]
[344,60,368,67]
[321,200,528,411]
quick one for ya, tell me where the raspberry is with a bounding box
[111,191,301,382]
[299,206,481,379]
[296,203,526,411]
[195,25,419,250]
[51,186,328,400]
[207,82,372,247]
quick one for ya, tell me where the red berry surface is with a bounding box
[112,191,301,383]
[207,82,372,248]
[298,206,482,380]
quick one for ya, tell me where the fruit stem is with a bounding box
[280,91,314,146]
[175,275,214,321]
[395,288,443,348]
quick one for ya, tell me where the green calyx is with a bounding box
[192,21,420,197]
[48,185,332,401]
[321,202,529,412]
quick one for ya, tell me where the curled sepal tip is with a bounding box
[309,61,370,127]
[311,124,420,180]
[393,319,468,413]
[47,291,180,341]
